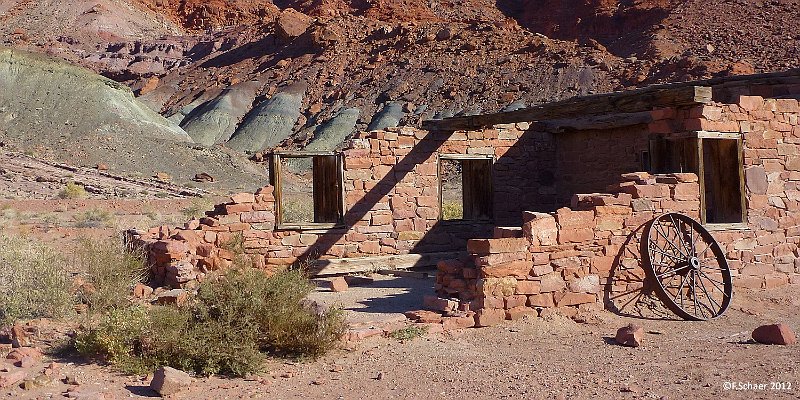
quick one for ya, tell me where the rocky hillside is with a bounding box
[2,0,799,158]
[0,47,266,193]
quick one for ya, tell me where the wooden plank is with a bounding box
[702,138,744,224]
[423,85,712,131]
[704,222,749,231]
[536,111,653,132]
[313,155,340,223]
[310,252,463,276]
[439,154,494,160]
[273,150,338,156]
[695,131,741,139]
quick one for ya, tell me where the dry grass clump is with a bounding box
[441,201,464,220]
[72,239,148,312]
[73,209,114,228]
[282,199,314,223]
[0,234,73,325]
[181,198,213,219]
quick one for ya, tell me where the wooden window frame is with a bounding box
[437,154,494,223]
[695,133,748,230]
[651,131,747,230]
[271,151,345,231]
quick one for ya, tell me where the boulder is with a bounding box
[11,324,29,348]
[149,366,195,396]
[615,324,644,347]
[276,9,312,41]
[752,323,797,345]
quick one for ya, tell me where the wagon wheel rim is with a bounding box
[641,213,733,321]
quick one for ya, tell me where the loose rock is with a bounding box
[149,366,195,396]
[615,324,644,347]
[328,277,349,292]
[752,323,797,345]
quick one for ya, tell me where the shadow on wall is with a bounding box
[604,224,677,320]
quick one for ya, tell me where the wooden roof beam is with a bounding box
[423,85,712,132]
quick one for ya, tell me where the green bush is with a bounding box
[73,239,148,313]
[76,267,346,376]
[388,325,428,341]
[59,182,88,199]
[0,234,73,325]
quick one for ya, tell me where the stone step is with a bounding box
[492,226,522,238]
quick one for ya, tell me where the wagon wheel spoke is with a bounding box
[642,213,733,321]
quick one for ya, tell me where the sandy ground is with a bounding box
[3,276,799,400]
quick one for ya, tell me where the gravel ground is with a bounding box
[4,280,799,400]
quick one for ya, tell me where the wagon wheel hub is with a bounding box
[689,256,701,270]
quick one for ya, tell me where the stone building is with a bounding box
[130,68,800,323]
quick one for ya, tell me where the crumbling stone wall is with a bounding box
[435,172,702,325]
[130,124,558,287]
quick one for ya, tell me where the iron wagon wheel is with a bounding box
[641,213,733,321]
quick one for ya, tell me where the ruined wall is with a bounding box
[130,124,559,287]
[435,172,702,324]
[433,94,800,325]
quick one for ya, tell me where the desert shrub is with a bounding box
[72,239,148,313]
[441,201,463,220]
[76,267,346,376]
[195,267,346,357]
[0,234,73,325]
[59,182,88,199]
[74,209,114,228]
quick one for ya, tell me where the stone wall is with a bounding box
[435,172,702,325]
[129,92,800,300]
[649,96,800,289]
[129,123,560,287]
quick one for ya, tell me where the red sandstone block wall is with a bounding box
[649,96,800,289]
[130,124,544,287]
[436,172,702,325]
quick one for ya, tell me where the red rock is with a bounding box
[0,371,26,388]
[150,366,195,396]
[441,315,475,330]
[474,308,505,327]
[506,306,536,320]
[11,324,28,348]
[276,9,311,40]
[423,295,458,312]
[133,283,154,299]
[752,323,797,345]
[328,277,348,292]
[404,310,443,323]
[155,289,188,306]
[15,356,36,368]
[615,324,644,347]
[229,192,255,204]
[6,347,42,362]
